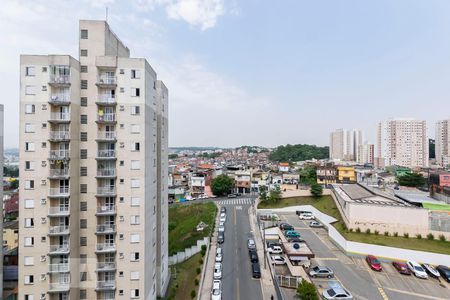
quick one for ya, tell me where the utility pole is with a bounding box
[263,221,266,269]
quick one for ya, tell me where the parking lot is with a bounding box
[277,212,450,300]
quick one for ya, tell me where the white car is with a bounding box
[322,286,353,300]
[270,255,286,265]
[299,213,314,220]
[218,225,225,232]
[407,261,428,279]
[422,263,440,278]
[219,213,226,222]
[267,245,283,254]
[219,221,225,227]
[213,262,222,279]
[211,279,222,300]
[215,247,223,262]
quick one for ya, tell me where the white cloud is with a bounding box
[166,0,225,30]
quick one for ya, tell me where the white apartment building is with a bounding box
[19,20,169,300]
[436,119,450,167]
[357,143,374,165]
[377,119,428,168]
[329,129,363,161]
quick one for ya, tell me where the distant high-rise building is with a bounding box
[436,120,450,167]
[377,119,428,168]
[357,143,374,165]
[329,129,363,161]
[19,20,169,300]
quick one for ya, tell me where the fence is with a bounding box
[168,237,209,265]
[276,275,301,289]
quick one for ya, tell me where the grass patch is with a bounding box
[169,202,216,256]
[166,253,203,300]
[258,196,450,255]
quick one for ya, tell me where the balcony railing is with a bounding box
[49,282,70,292]
[49,112,70,122]
[97,186,116,196]
[49,263,70,273]
[97,95,116,105]
[49,244,69,254]
[97,262,116,271]
[97,169,116,177]
[96,280,116,290]
[49,75,70,85]
[49,150,70,160]
[49,168,69,178]
[49,187,70,197]
[97,150,116,159]
[96,206,116,215]
[96,224,116,234]
[97,75,117,85]
[49,225,70,235]
[48,206,69,216]
[49,131,70,141]
[96,243,116,252]
[97,113,116,123]
[49,94,70,104]
[97,131,116,140]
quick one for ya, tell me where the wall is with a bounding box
[281,188,332,198]
[168,237,209,265]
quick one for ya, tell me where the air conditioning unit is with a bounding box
[40,199,47,205]
[119,105,125,111]
[40,274,46,281]
[40,256,47,262]
[42,86,47,92]
[41,179,47,185]
[41,104,47,110]
[40,293,46,300]
[40,218,46,224]
[120,142,124,148]
[119,253,124,259]
[41,161,47,167]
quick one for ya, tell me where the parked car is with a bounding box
[267,241,282,249]
[219,213,226,222]
[421,264,440,279]
[211,279,222,300]
[218,225,225,232]
[251,262,261,278]
[235,193,241,196]
[215,247,223,262]
[287,237,304,243]
[392,262,411,275]
[284,230,301,238]
[213,263,222,279]
[366,255,382,272]
[322,285,353,300]
[227,194,237,198]
[219,221,225,228]
[309,221,323,228]
[299,212,315,220]
[296,210,311,216]
[247,239,256,250]
[436,265,450,282]
[270,255,286,265]
[217,232,225,244]
[220,207,226,213]
[279,223,294,231]
[267,245,283,254]
[407,261,428,279]
[249,250,259,263]
[309,266,334,278]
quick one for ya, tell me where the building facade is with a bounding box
[329,129,363,161]
[436,119,450,167]
[377,119,428,168]
[19,20,168,300]
[357,143,374,165]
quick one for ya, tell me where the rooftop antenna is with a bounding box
[105,7,108,22]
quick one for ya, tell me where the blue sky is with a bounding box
[1,0,450,148]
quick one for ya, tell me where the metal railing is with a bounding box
[97,113,116,122]
[97,94,116,104]
[96,280,116,289]
[48,206,69,215]
[97,169,116,176]
[49,168,69,177]
[49,149,69,159]
[49,75,70,84]
[49,263,70,273]
[49,94,70,103]
[49,187,70,196]
[97,262,116,270]
[49,282,70,291]
[49,112,70,121]
[49,131,70,140]
[96,243,116,252]
[49,225,70,235]
[97,74,117,85]
[97,149,116,158]
[97,186,116,195]
[97,206,116,214]
[49,244,69,253]
[97,131,116,140]
[96,224,116,233]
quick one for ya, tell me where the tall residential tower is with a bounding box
[19,20,169,300]
[329,128,363,161]
[436,119,450,167]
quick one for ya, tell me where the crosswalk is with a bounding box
[216,198,254,205]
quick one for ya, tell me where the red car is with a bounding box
[392,261,411,275]
[366,255,382,271]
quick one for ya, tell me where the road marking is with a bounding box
[378,287,389,300]
[384,287,445,300]
[236,278,240,300]
[236,205,242,210]
[234,208,237,226]
[315,257,339,261]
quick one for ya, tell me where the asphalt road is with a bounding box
[219,198,263,300]
[279,213,450,300]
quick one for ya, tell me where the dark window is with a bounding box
[80,184,87,194]
[80,149,87,159]
[80,49,88,57]
[80,97,88,107]
[80,201,87,211]
[80,65,88,73]
[80,29,88,39]
[80,166,87,176]
[80,272,87,281]
[80,132,87,141]
[80,237,87,246]
[80,254,87,264]
[81,80,88,89]
[80,114,88,124]
[80,289,87,299]
[80,219,87,229]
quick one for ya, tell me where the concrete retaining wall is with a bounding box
[168,237,209,265]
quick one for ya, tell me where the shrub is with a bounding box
[349,228,354,233]
[296,280,319,300]
[194,279,199,286]
[384,231,389,236]
[416,234,422,239]
[439,234,446,242]
[393,232,398,237]
[365,229,371,234]
[374,230,379,235]
[403,233,409,238]
[356,227,361,233]
[191,290,196,298]
[427,233,434,240]
[200,245,207,256]
[196,267,201,275]
[201,245,207,251]
[199,258,204,265]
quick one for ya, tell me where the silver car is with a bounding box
[322,286,353,300]
[309,266,334,278]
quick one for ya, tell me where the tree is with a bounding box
[398,173,426,188]
[269,144,329,162]
[259,185,268,202]
[3,165,19,177]
[299,165,317,185]
[10,180,19,190]
[211,175,234,196]
[310,183,323,197]
[296,280,319,300]
[168,154,178,159]
[268,186,282,203]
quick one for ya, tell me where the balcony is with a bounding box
[96,186,116,196]
[49,131,70,142]
[96,169,116,178]
[48,206,70,217]
[96,113,116,124]
[96,280,116,291]
[49,149,70,160]
[48,187,70,198]
[48,168,69,179]
[96,75,117,88]
[48,225,70,236]
[96,206,116,216]
[49,112,70,123]
[49,244,70,255]
[48,282,70,293]
[96,95,117,106]
[49,75,70,87]
[96,149,116,160]
[49,263,70,273]
[96,224,116,235]
[96,131,117,141]
[95,243,116,254]
[48,94,71,105]
[96,262,116,272]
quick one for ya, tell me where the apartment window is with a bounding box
[131,106,140,115]
[120,69,125,74]
[24,237,34,246]
[131,289,140,298]
[41,142,46,148]
[25,123,35,133]
[80,237,87,246]
[80,184,87,194]
[41,236,46,243]
[131,197,140,207]
[80,97,88,106]
[131,88,140,97]
[42,66,48,72]
[80,114,88,124]
[119,160,125,166]
[80,49,88,57]
[119,197,124,203]
[25,85,36,95]
[80,166,87,176]
[80,29,88,39]
[80,149,87,159]
[80,290,87,299]
[80,201,87,211]
[25,161,35,171]
[42,123,47,129]
[131,69,141,79]
[25,104,35,114]
[24,199,34,208]
[24,275,34,285]
[119,290,124,296]
[80,132,87,141]
[130,234,140,243]
[25,180,34,190]
[80,219,87,229]
[25,66,35,76]
[130,215,140,225]
[131,160,140,170]
[131,124,140,133]
[130,271,140,280]
[131,179,140,188]
[24,256,34,266]
[80,65,88,73]
[132,142,140,151]
[81,80,88,89]
[25,295,34,300]
[80,272,87,281]
[24,218,34,228]
[80,254,87,264]
[131,252,140,261]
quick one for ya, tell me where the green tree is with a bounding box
[168,154,178,159]
[269,144,329,162]
[398,173,426,188]
[3,165,19,177]
[296,280,319,300]
[268,186,282,203]
[310,183,323,197]
[10,180,19,190]
[259,185,268,201]
[299,165,317,185]
[211,175,234,196]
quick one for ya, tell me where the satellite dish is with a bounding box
[293,243,300,249]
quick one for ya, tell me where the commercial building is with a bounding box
[329,129,363,161]
[436,119,450,167]
[19,20,168,300]
[377,119,428,168]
